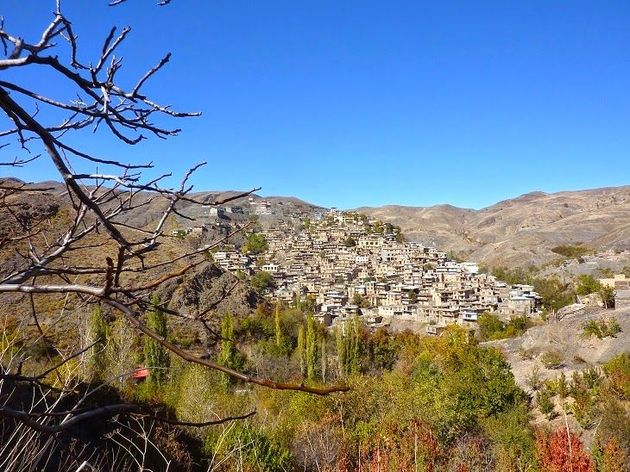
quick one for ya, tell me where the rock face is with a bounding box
[0,180,261,329]
[357,186,630,268]
[163,262,259,319]
[485,306,630,392]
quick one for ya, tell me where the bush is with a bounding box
[571,389,598,429]
[527,366,542,391]
[582,318,622,339]
[536,428,594,471]
[242,232,268,255]
[603,353,630,400]
[204,422,294,471]
[551,244,594,259]
[251,270,277,293]
[536,387,556,419]
[576,274,602,296]
[540,350,564,369]
[478,313,532,341]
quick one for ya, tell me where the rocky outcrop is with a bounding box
[485,306,630,392]
[163,262,259,319]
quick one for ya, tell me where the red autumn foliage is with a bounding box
[536,428,594,472]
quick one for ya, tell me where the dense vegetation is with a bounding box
[243,232,269,255]
[477,313,533,341]
[6,299,626,471]
[491,266,577,313]
[551,244,595,259]
[531,354,629,471]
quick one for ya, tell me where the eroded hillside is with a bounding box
[358,186,630,268]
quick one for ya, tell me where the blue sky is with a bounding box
[1,1,629,209]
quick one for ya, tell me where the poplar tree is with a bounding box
[144,294,169,386]
[321,336,328,382]
[85,305,107,381]
[219,313,237,387]
[306,314,317,380]
[274,304,283,348]
[348,315,361,375]
[297,325,306,378]
[336,325,346,378]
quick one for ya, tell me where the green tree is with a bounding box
[536,387,556,419]
[600,285,615,309]
[292,291,302,310]
[348,315,361,375]
[251,270,277,294]
[482,404,537,472]
[492,266,531,285]
[274,305,283,348]
[534,276,575,311]
[343,237,356,247]
[352,292,370,308]
[551,244,593,258]
[218,313,238,388]
[242,232,268,255]
[144,294,169,386]
[85,305,107,381]
[297,325,306,378]
[478,313,504,340]
[336,325,346,378]
[320,336,328,383]
[576,274,601,296]
[305,314,317,380]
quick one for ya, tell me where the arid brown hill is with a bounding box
[0,179,260,338]
[357,186,630,268]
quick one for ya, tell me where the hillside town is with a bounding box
[210,208,544,334]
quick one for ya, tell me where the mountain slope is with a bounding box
[3,178,629,269]
[357,186,630,268]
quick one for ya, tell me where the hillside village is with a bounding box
[207,207,545,334]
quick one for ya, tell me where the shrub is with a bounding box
[204,422,295,471]
[551,244,594,259]
[575,274,601,296]
[537,388,556,419]
[556,372,568,398]
[603,353,630,400]
[582,318,622,339]
[572,395,598,429]
[527,366,542,391]
[536,428,594,472]
[478,314,532,341]
[600,438,628,472]
[251,270,277,293]
[541,350,564,369]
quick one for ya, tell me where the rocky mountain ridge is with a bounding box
[357,186,630,269]
[3,178,629,270]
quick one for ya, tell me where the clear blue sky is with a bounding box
[1,1,629,209]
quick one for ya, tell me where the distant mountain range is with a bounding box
[357,186,630,269]
[3,178,628,270]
